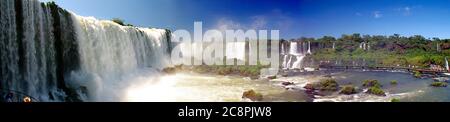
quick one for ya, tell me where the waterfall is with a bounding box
[437,43,441,52]
[332,42,336,49]
[360,42,368,50]
[74,15,170,77]
[307,41,312,54]
[281,41,308,69]
[1,0,64,101]
[446,57,449,72]
[0,0,172,102]
[71,15,171,101]
[359,42,365,50]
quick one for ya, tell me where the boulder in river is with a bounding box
[282,81,295,86]
[366,86,386,96]
[267,75,277,79]
[242,90,263,101]
[430,81,448,87]
[362,79,382,88]
[316,79,340,91]
[304,84,315,90]
[339,85,357,95]
[162,67,177,74]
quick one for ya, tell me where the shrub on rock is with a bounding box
[242,90,263,101]
[391,98,400,102]
[340,85,357,95]
[366,86,386,96]
[390,80,398,85]
[363,79,382,88]
[315,79,339,91]
[430,81,448,87]
[162,67,177,74]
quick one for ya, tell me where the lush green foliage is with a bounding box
[315,79,340,91]
[430,81,448,87]
[414,71,422,78]
[363,79,382,88]
[111,18,134,26]
[390,80,398,85]
[305,34,450,68]
[340,85,357,95]
[242,90,263,101]
[391,98,400,102]
[367,86,386,96]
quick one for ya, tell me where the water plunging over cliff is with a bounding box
[0,0,172,102]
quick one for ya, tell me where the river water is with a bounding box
[124,71,448,102]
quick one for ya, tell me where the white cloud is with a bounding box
[216,18,243,31]
[373,11,383,18]
[213,9,293,31]
[250,16,268,30]
[398,6,412,16]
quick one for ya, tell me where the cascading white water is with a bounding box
[360,42,369,50]
[0,0,20,96]
[307,41,312,54]
[332,42,336,49]
[1,0,172,102]
[445,57,449,71]
[74,16,170,76]
[69,15,172,101]
[290,42,303,69]
[281,41,309,69]
[1,0,64,101]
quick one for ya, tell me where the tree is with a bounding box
[111,18,134,26]
[112,18,125,26]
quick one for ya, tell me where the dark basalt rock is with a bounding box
[162,67,177,74]
[282,81,295,86]
[304,84,315,90]
[267,75,277,79]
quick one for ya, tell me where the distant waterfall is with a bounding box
[446,57,449,72]
[360,42,369,51]
[437,43,441,52]
[281,41,311,69]
[307,41,312,54]
[0,0,172,102]
[332,42,336,49]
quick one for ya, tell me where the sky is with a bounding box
[40,0,450,39]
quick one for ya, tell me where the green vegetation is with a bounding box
[390,80,398,85]
[112,18,134,26]
[242,90,263,101]
[302,34,450,68]
[367,86,386,96]
[391,98,400,102]
[361,79,386,96]
[362,79,382,88]
[430,81,448,87]
[414,71,422,78]
[315,79,340,91]
[340,85,358,95]
[174,63,268,78]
